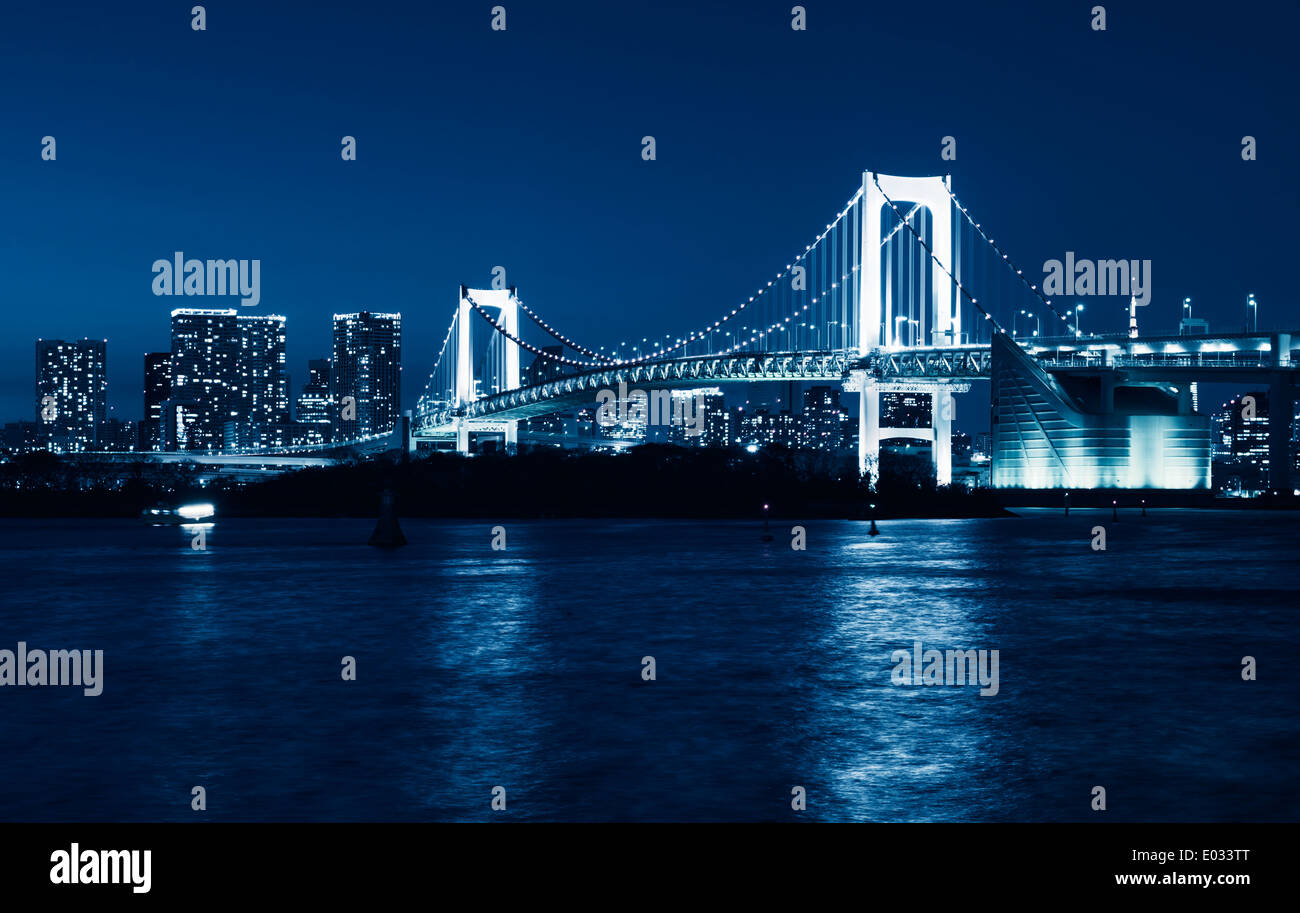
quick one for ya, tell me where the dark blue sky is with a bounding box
[2,0,1296,423]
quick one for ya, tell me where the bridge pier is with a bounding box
[856,380,958,488]
[932,390,952,487]
[857,382,880,488]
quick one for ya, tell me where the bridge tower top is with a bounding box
[456,286,520,407]
[859,172,957,353]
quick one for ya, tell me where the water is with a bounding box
[0,511,1295,822]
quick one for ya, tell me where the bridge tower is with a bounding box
[855,172,960,486]
[455,286,520,455]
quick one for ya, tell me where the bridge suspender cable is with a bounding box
[515,298,619,363]
[495,186,870,368]
[870,173,1008,336]
[944,186,1074,330]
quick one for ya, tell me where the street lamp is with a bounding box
[1248,293,1257,333]
[894,315,908,347]
[1074,304,1084,338]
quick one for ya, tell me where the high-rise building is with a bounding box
[98,418,137,452]
[167,308,239,451]
[331,312,401,439]
[520,348,566,435]
[140,352,171,451]
[524,346,565,386]
[736,407,800,449]
[1,421,40,454]
[700,391,729,448]
[1212,392,1272,492]
[35,338,107,452]
[296,358,332,425]
[238,314,289,432]
[166,308,290,451]
[662,389,723,446]
[803,386,846,451]
[882,392,931,429]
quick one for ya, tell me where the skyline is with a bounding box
[2,0,1297,423]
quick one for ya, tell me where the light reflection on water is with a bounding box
[0,512,1294,822]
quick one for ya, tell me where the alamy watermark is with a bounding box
[0,641,103,696]
[50,844,150,893]
[891,639,999,696]
[595,382,706,437]
[152,251,260,306]
[1042,253,1151,307]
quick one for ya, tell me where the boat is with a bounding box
[140,503,215,526]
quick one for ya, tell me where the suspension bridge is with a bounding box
[409,171,1299,490]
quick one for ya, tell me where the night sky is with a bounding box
[1,0,1295,425]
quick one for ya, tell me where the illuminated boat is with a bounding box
[140,503,216,526]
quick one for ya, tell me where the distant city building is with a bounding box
[1,421,40,453]
[700,391,729,448]
[520,348,567,435]
[882,391,931,429]
[663,389,723,446]
[140,352,171,451]
[164,401,202,451]
[166,308,289,451]
[35,338,107,452]
[238,314,290,433]
[736,407,799,449]
[524,346,565,386]
[166,309,239,451]
[951,430,972,457]
[1213,391,1271,493]
[803,386,847,451]
[331,312,401,439]
[98,417,137,452]
[296,358,333,431]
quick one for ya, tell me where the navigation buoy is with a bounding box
[369,488,408,548]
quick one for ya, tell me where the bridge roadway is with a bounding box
[414,329,1300,435]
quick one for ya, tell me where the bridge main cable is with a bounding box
[944,185,1074,330]
[870,174,1008,336]
[503,187,929,366]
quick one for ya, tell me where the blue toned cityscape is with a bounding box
[0,2,1296,887]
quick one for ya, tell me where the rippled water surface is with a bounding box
[0,511,1295,821]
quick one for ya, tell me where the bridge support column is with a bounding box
[932,389,952,487]
[858,382,880,488]
[456,420,470,455]
[505,420,517,455]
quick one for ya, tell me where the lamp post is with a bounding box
[894,315,907,347]
[1248,293,1257,333]
[1074,304,1084,338]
